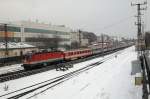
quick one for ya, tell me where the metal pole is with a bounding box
[131,2,147,56]
[79,30,82,47]
[4,24,8,56]
[101,34,104,53]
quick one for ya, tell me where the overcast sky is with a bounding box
[0,0,149,38]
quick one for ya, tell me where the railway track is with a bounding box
[0,47,128,83]
[0,52,114,99]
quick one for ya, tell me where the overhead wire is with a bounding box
[99,15,134,31]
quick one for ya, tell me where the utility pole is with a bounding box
[4,24,8,57]
[78,30,82,47]
[131,2,147,55]
[132,2,148,99]
[101,34,104,52]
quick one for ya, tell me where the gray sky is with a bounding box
[0,0,149,38]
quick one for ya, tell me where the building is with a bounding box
[0,42,38,64]
[0,21,72,50]
[71,31,89,49]
[0,42,38,58]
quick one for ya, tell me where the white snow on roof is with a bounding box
[0,42,36,49]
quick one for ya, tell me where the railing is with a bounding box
[140,54,150,99]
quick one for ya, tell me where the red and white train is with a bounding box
[22,44,130,70]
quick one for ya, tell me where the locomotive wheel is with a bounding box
[43,63,47,66]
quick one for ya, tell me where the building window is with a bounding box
[0,26,21,32]
[7,26,21,32]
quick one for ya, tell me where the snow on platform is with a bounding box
[0,46,142,99]
[0,64,23,75]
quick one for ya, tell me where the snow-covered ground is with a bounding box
[0,46,142,99]
[0,64,23,75]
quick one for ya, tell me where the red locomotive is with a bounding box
[22,48,92,70]
[23,51,64,70]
